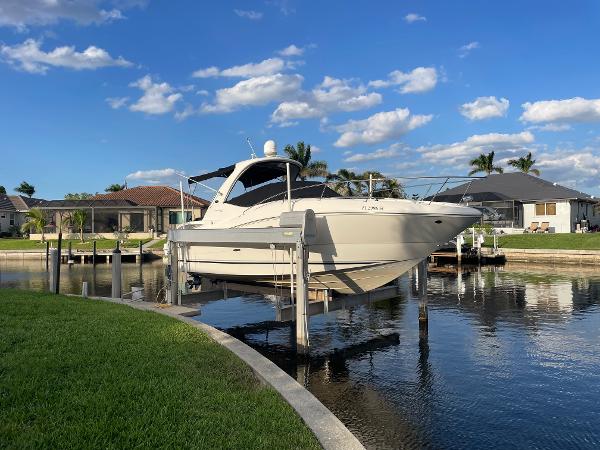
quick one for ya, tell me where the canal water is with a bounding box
[2,260,600,449]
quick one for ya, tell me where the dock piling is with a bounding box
[49,248,59,294]
[45,241,50,271]
[295,240,310,355]
[417,258,428,336]
[111,247,122,299]
[168,240,179,305]
[55,233,62,294]
[92,240,97,265]
[81,281,88,298]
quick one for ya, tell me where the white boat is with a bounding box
[178,141,481,294]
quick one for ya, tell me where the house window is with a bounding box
[535,202,556,215]
[9,213,15,226]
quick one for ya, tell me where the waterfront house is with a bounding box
[0,195,45,236]
[431,173,599,233]
[36,186,209,240]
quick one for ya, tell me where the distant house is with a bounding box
[432,173,599,233]
[0,195,45,235]
[36,186,209,240]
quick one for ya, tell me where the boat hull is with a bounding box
[182,204,479,294]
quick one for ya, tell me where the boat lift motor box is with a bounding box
[279,210,317,244]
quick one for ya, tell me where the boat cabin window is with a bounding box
[225,160,340,207]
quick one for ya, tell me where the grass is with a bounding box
[0,238,151,251]
[0,289,319,449]
[148,238,166,249]
[469,233,600,250]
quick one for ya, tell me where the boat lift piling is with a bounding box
[166,210,317,354]
[416,259,429,336]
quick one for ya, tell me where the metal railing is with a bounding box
[236,175,480,214]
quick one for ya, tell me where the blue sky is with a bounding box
[1,0,600,200]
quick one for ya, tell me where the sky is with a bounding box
[1,0,600,200]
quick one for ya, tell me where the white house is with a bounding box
[0,195,45,236]
[432,172,599,233]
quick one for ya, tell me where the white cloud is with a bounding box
[196,89,209,96]
[129,75,183,115]
[418,131,535,165]
[404,13,426,23]
[233,9,263,20]
[344,143,403,162]
[174,105,196,121]
[201,74,303,113]
[460,96,509,120]
[106,96,128,109]
[277,44,304,57]
[528,123,572,132]
[334,108,433,148]
[192,66,220,78]
[267,0,295,15]
[536,147,600,191]
[0,0,144,28]
[192,57,291,78]
[520,97,600,124]
[0,39,132,74]
[126,168,180,184]
[459,41,480,58]
[271,76,382,124]
[368,67,437,94]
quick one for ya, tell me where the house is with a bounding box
[35,186,209,240]
[0,195,45,236]
[431,172,599,233]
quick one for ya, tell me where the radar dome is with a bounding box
[264,140,277,157]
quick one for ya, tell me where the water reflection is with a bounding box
[2,260,600,449]
[0,259,165,300]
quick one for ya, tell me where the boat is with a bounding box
[177,140,481,294]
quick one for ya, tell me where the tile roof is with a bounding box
[40,199,138,208]
[432,172,596,203]
[9,195,46,210]
[0,195,16,211]
[92,185,210,207]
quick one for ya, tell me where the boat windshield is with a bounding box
[224,160,339,207]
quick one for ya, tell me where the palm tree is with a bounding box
[15,181,35,197]
[468,151,504,176]
[283,141,329,180]
[105,183,126,192]
[326,169,361,196]
[508,152,540,176]
[21,208,47,241]
[65,209,88,242]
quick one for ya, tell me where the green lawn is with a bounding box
[0,289,319,449]
[477,233,600,250]
[0,238,150,251]
[148,238,166,249]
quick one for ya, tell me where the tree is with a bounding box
[468,151,504,176]
[507,152,540,176]
[105,183,126,192]
[15,181,35,197]
[0,186,5,195]
[65,209,88,242]
[64,192,94,200]
[326,169,361,196]
[283,142,329,180]
[21,208,47,241]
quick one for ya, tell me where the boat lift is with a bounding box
[166,209,317,354]
[165,209,429,355]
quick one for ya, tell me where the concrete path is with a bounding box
[142,238,163,249]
